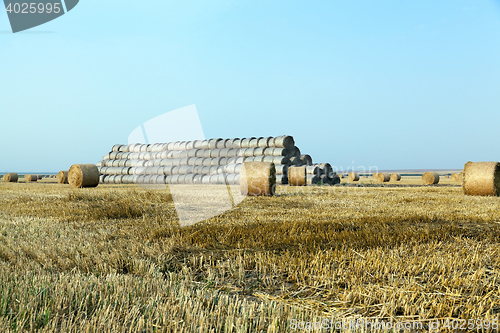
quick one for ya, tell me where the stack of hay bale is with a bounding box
[97,135,334,186]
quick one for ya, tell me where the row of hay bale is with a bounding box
[111,136,296,152]
[97,136,327,186]
[1,173,50,182]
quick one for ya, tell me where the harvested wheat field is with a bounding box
[0,181,499,332]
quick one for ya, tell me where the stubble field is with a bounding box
[0,178,499,332]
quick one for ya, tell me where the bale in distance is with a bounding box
[422,172,440,185]
[68,164,100,188]
[390,173,401,181]
[288,166,306,186]
[348,172,360,182]
[57,171,69,184]
[25,175,38,182]
[450,173,460,182]
[4,173,18,182]
[463,161,500,196]
[239,161,276,196]
[376,173,391,183]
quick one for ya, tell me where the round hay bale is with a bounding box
[463,161,500,196]
[227,139,241,149]
[68,164,100,188]
[211,157,223,166]
[272,135,295,149]
[25,175,37,182]
[338,174,343,179]
[306,174,320,185]
[57,171,69,184]
[450,173,460,182]
[37,175,44,180]
[210,149,221,158]
[348,172,360,182]
[248,138,260,148]
[185,141,195,150]
[288,166,306,186]
[422,172,440,185]
[258,137,272,148]
[316,163,332,175]
[193,140,209,150]
[390,173,401,182]
[201,166,211,175]
[253,147,266,156]
[330,175,341,185]
[288,146,301,157]
[187,149,198,158]
[178,141,188,151]
[306,165,321,175]
[208,138,222,149]
[112,144,123,152]
[275,165,289,175]
[241,138,256,149]
[299,155,313,166]
[201,150,212,159]
[289,156,302,166]
[216,139,229,149]
[240,162,276,196]
[4,173,18,182]
[218,148,231,158]
[272,156,290,165]
[372,173,379,180]
[376,173,391,183]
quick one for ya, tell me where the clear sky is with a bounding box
[1,0,499,173]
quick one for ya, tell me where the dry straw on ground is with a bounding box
[348,172,359,182]
[57,171,69,184]
[239,162,276,196]
[422,172,440,185]
[288,166,306,186]
[390,173,401,181]
[376,173,390,183]
[68,164,100,188]
[24,175,37,182]
[3,173,18,182]
[463,161,500,196]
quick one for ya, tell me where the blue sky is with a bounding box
[1,0,499,173]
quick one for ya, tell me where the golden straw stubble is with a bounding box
[239,161,276,196]
[422,172,439,185]
[57,171,69,184]
[68,164,100,188]
[288,166,307,186]
[463,161,500,196]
